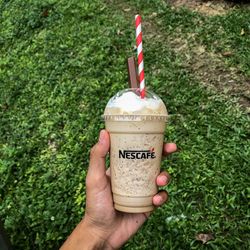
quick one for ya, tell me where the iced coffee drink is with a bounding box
[103,88,168,213]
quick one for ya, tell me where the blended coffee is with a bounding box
[103,89,167,213]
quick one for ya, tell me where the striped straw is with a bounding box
[135,14,145,98]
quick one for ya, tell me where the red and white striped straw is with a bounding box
[135,14,145,98]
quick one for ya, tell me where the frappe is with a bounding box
[103,88,168,213]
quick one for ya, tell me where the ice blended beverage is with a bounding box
[103,89,168,213]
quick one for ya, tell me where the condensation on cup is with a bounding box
[103,88,168,213]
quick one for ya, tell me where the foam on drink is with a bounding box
[104,89,167,115]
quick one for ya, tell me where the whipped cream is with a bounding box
[104,89,167,115]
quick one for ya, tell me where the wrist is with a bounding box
[60,218,113,250]
[81,217,114,250]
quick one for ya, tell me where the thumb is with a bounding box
[86,130,110,188]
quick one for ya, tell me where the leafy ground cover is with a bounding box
[0,0,249,249]
[124,0,250,109]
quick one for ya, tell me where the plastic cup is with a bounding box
[103,88,167,213]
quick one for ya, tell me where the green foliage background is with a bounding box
[0,0,249,249]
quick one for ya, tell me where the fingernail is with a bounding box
[157,195,163,203]
[160,176,168,184]
[98,130,105,145]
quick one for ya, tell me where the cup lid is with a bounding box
[104,88,168,117]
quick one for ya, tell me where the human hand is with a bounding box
[61,129,177,250]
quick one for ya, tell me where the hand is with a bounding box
[61,130,177,250]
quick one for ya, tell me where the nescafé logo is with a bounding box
[119,148,156,159]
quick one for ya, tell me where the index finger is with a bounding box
[162,143,177,156]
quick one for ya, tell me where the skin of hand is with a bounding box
[61,130,177,250]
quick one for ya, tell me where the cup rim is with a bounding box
[102,114,168,121]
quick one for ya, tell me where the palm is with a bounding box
[86,172,148,249]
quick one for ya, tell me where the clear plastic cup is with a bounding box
[103,88,168,213]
